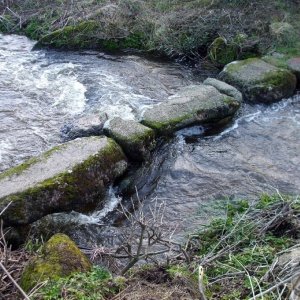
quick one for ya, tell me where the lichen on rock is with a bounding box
[20,233,91,292]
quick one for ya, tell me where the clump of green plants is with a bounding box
[32,266,124,300]
[187,194,300,299]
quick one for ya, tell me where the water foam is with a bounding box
[75,187,122,225]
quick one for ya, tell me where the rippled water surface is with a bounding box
[1,34,299,242]
[145,97,300,235]
[0,34,197,172]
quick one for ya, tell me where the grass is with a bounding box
[1,0,300,62]
[190,194,300,299]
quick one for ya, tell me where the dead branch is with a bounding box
[0,261,30,300]
[83,194,187,275]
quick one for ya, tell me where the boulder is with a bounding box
[20,234,91,292]
[203,77,243,102]
[104,117,156,161]
[0,136,127,226]
[141,85,240,135]
[287,57,300,85]
[219,58,297,103]
[61,113,107,141]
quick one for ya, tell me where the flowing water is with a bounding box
[1,34,300,244]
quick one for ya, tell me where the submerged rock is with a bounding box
[0,136,127,226]
[203,77,243,102]
[141,84,240,135]
[219,58,296,103]
[104,117,156,161]
[20,233,91,292]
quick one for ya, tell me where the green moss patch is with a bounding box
[220,58,297,102]
[208,37,238,66]
[21,234,92,292]
[36,20,146,52]
[0,137,127,227]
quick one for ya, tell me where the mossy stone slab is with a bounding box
[203,77,243,102]
[219,58,296,103]
[0,136,127,226]
[20,233,91,292]
[141,85,240,135]
[104,117,156,162]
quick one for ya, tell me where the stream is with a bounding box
[1,34,299,245]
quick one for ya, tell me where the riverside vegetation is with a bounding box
[0,0,300,299]
[1,194,300,299]
[0,0,300,63]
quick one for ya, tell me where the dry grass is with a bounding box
[111,265,199,300]
[0,0,299,59]
[0,222,32,300]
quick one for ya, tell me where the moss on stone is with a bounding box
[0,145,64,181]
[208,37,238,66]
[0,158,38,180]
[220,58,297,103]
[21,233,91,292]
[223,57,260,74]
[36,21,101,50]
[262,55,289,69]
[36,20,146,52]
[104,119,155,161]
[141,114,189,134]
[261,69,293,87]
[0,137,127,226]
[142,86,240,135]
[142,95,239,135]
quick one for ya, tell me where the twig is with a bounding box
[0,201,12,216]
[249,272,300,300]
[232,256,256,299]
[209,271,245,285]
[0,261,30,300]
[198,265,207,300]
